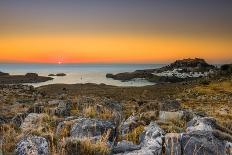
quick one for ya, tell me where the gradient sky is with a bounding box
[0,0,232,63]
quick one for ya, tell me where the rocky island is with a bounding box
[0,59,232,155]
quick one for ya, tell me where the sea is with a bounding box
[0,63,165,87]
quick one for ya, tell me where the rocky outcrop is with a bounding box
[0,73,53,84]
[163,116,232,155]
[116,122,165,155]
[186,116,216,132]
[0,71,10,76]
[15,136,49,155]
[116,116,232,155]
[106,72,153,82]
[181,131,229,155]
[70,118,116,141]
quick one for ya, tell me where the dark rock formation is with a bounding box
[56,73,66,76]
[220,64,232,75]
[25,73,39,78]
[106,72,153,82]
[15,136,49,155]
[0,73,53,84]
[0,71,10,76]
[49,73,66,76]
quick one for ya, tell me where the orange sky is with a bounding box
[0,33,231,64]
[1,1,232,64]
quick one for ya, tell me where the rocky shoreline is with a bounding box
[0,72,53,84]
[0,59,232,155]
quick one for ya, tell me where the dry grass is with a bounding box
[180,80,232,132]
[63,130,112,155]
[122,125,145,144]
[64,139,110,155]
[156,119,186,133]
[0,124,22,154]
[83,106,113,120]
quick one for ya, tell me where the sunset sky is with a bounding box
[0,0,232,64]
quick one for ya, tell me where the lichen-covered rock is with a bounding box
[20,113,47,131]
[15,136,49,155]
[181,131,228,155]
[112,140,141,154]
[186,116,216,132]
[118,122,165,155]
[55,100,72,116]
[70,118,116,141]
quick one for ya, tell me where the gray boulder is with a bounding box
[70,118,116,141]
[186,116,216,132]
[112,140,141,154]
[181,131,228,155]
[164,117,232,155]
[117,122,165,155]
[15,136,49,155]
[20,113,47,131]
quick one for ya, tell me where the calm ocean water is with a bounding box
[0,64,165,87]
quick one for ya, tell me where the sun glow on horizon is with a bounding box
[0,33,231,64]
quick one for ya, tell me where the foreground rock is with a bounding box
[0,73,53,84]
[70,118,116,141]
[116,122,165,155]
[15,136,49,155]
[164,117,232,155]
[20,113,47,131]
